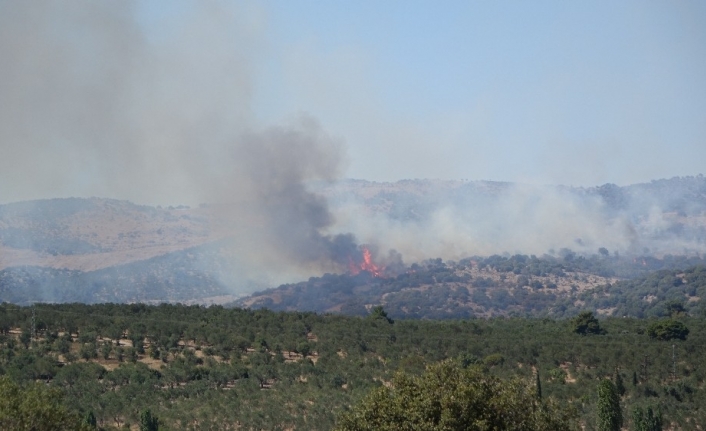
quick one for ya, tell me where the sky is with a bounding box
[254,1,706,186]
[1,0,705,205]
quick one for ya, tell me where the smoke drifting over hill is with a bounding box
[327,177,706,267]
[1,2,705,294]
[0,2,371,280]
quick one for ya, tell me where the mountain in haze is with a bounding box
[0,175,705,305]
[0,198,238,304]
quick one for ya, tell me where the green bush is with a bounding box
[335,360,576,430]
[646,319,689,341]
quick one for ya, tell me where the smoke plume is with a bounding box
[0,1,371,283]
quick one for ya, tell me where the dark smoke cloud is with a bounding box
[227,119,363,271]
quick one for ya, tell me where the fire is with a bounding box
[348,246,384,277]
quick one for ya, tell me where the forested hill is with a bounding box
[238,254,706,319]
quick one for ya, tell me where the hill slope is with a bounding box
[1,175,705,304]
[238,254,706,319]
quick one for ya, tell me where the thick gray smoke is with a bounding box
[223,121,366,274]
[0,1,258,205]
[0,1,368,283]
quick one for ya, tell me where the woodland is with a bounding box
[0,301,704,430]
[241,254,706,320]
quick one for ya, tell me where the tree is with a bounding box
[614,370,625,397]
[572,311,603,335]
[335,360,575,430]
[84,411,97,428]
[369,306,394,324]
[632,406,662,431]
[140,409,159,431]
[101,341,112,360]
[646,319,689,341]
[0,376,92,431]
[149,344,160,360]
[79,342,97,361]
[597,379,622,431]
[535,369,542,400]
[132,336,145,354]
[664,301,686,317]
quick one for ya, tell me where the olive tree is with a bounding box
[335,359,575,431]
[0,376,93,431]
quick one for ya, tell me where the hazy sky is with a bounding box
[253,0,706,186]
[1,1,705,205]
[148,1,706,185]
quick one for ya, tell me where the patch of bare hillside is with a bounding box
[0,198,229,271]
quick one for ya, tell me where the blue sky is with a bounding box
[246,1,706,185]
[1,1,705,206]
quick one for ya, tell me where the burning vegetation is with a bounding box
[348,246,385,277]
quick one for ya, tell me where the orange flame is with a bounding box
[348,246,384,277]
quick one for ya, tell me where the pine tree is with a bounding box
[140,409,159,431]
[632,406,663,431]
[614,370,625,397]
[633,408,645,431]
[535,369,542,400]
[85,410,97,428]
[646,407,663,431]
[597,379,622,431]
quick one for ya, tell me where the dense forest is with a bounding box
[0,302,704,429]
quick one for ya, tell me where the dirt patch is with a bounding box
[559,362,578,383]
[139,356,164,371]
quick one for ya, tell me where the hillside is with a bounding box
[0,175,705,305]
[0,244,234,305]
[0,199,241,304]
[238,253,706,319]
[318,175,706,221]
[0,198,220,271]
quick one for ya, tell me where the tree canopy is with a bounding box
[572,311,603,335]
[646,319,689,341]
[0,376,92,431]
[596,379,622,431]
[335,359,575,431]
